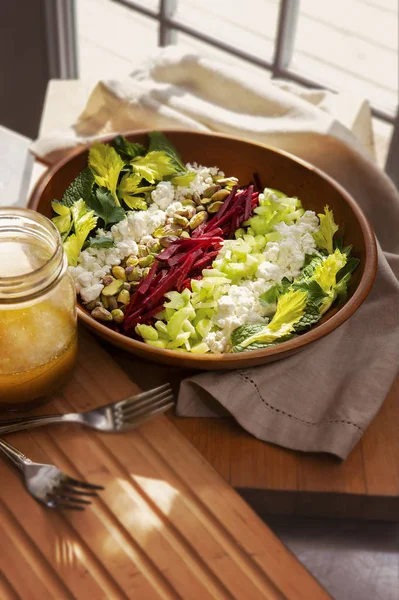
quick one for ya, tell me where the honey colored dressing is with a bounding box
[0,237,77,409]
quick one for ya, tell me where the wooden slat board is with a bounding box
[111,348,399,521]
[0,331,329,600]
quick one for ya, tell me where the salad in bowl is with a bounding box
[50,131,360,356]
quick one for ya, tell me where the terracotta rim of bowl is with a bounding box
[29,129,378,364]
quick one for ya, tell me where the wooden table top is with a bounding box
[112,346,399,521]
[0,331,329,599]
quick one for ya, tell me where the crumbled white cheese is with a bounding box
[165,201,184,217]
[203,210,320,350]
[80,283,104,304]
[151,181,175,210]
[256,261,282,282]
[263,211,318,280]
[174,163,224,201]
[206,284,269,352]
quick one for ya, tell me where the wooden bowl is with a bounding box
[29,130,377,370]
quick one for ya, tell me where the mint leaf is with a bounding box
[260,278,291,305]
[85,187,125,228]
[231,324,264,348]
[296,252,325,281]
[87,236,115,249]
[293,304,321,332]
[61,168,95,208]
[113,135,146,160]
[336,256,360,281]
[231,324,294,352]
[335,272,352,304]
[148,131,186,173]
[291,280,327,307]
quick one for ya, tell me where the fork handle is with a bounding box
[0,413,80,435]
[0,438,30,470]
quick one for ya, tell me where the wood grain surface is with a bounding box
[111,347,399,521]
[0,331,329,600]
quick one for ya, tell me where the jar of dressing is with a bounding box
[0,208,77,411]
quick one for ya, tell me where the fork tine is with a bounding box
[58,486,99,497]
[50,493,92,505]
[53,503,86,511]
[122,402,175,429]
[116,384,172,409]
[64,477,104,491]
[120,389,174,415]
[121,394,174,421]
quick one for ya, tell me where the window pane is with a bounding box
[77,0,158,79]
[292,0,398,116]
[176,32,273,81]
[175,0,279,63]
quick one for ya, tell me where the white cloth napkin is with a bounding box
[30,47,399,459]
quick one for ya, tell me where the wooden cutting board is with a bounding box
[0,331,329,600]
[111,348,399,521]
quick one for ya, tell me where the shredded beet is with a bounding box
[176,248,204,291]
[123,184,260,334]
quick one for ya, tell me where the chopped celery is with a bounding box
[164,290,186,310]
[190,342,210,354]
[145,339,167,349]
[166,332,191,349]
[154,321,168,336]
[167,305,196,338]
[196,318,212,338]
[135,324,158,341]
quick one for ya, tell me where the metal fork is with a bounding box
[0,384,174,436]
[0,437,103,511]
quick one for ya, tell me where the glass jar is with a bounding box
[0,208,77,411]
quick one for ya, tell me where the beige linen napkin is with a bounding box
[31,48,399,459]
